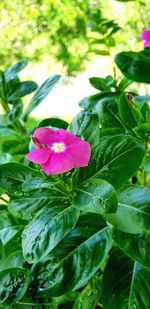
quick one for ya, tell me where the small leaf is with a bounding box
[23,75,61,116]
[4,59,28,81]
[38,117,69,129]
[7,81,38,100]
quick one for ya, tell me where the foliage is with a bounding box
[0,0,150,75]
[0,37,150,308]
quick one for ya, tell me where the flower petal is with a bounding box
[66,139,91,167]
[41,152,74,174]
[57,129,80,145]
[26,148,51,164]
[144,40,150,48]
[34,128,60,145]
[141,30,150,41]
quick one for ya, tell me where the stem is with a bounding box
[1,98,26,133]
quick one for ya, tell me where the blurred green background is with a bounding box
[0,0,150,120]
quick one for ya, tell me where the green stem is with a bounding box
[1,98,26,133]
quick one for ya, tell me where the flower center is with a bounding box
[51,142,66,153]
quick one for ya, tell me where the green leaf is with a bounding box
[0,250,25,272]
[73,274,102,309]
[7,81,38,100]
[78,135,145,189]
[23,75,61,116]
[68,111,99,148]
[38,117,69,129]
[4,59,28,81]
[115,50,150,84]
[118,93,142,128]
[0,268,29,305]
[89,77,108,91]
[22,176,56,192]
[0,209,22,245]
[30,214,112,295]
[134,123,150,141]
[91,49,109,56]
[88,93,124,128]
[9,189,60,220]
[102,248,150,309]
[73,179,118,215]
[0,163,41,195]
[22,205,80,263]
[106,185,150,233]
[112,229,150,269]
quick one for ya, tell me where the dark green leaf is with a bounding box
[106,185,150,233]
[22,205,80,263]
[73,179,118,214]
[0,268,29,305]
[102,248,150,309]
[68,111,99,148]
[115,50,150,84]
[0,163,41,195]
[78,135,145,189]
[38,117,69,129]
[30,214,111,295]
[22,176,56,192]
[118,92,142,129]
[0,209,22,245]
[112,229,150,269]
[0,251,25,272]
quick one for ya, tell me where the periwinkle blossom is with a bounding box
[26,127,91,174]
[141,29,150,48]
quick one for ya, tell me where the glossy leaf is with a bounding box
[0,163,41,195]
[112,229,150,269]
[38,117,69,129]
[78,135,145,189]
[0,209,22,245]
[23,75,61,116]
[73,274,102,309]
[73,179,118,214]
[68,111,99,148]
[4,59,28,81]
[102,248,150,309]
[7,81,38,100]
[22,205,80,263]
[118,92,142,128]
[22,176,56,192]
[9,189,61,220]
[0,250,25,272]
[115,50,150,84]
[30,214,111,295]
[0,268,29,305]
[106,185,150,233]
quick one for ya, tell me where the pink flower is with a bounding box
[26,127,91,174]
[141,29,150,48]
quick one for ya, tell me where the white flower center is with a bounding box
[51,142,66,153]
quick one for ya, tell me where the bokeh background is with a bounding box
[0,0,150,121]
